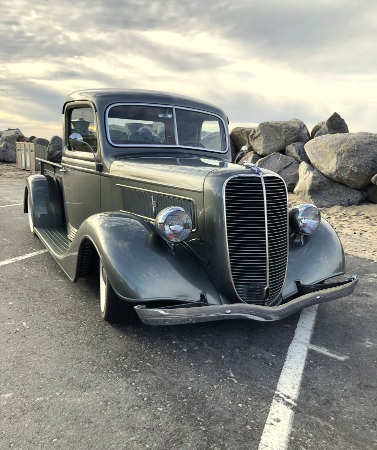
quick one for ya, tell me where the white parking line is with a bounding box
[0,250,48,267]
[0,203,23,208]
[308,344,349,361]
[258,305,318,450]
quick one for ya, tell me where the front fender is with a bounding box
[74,213,221,305]
[282,219,345,299]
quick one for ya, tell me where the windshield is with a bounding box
[106,104,227,152]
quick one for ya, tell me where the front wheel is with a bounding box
[99,260,135,324]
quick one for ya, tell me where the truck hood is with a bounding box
[109,156,231,192]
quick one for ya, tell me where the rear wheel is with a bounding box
[99,259,134,323]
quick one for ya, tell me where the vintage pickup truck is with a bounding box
[25,89,358,325]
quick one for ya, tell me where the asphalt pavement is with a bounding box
[1,177,376,450]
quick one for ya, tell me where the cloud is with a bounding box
[1,0,376,137]
[2,0,377,73]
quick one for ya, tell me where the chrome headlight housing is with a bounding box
[289,204,321,235]
[155,207,192,243]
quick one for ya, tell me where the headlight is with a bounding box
[289,204,321,235]
[155,207,192,243]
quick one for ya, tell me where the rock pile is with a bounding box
[0,129,60,165]
[230,113,377,207]
[2,112,377,207]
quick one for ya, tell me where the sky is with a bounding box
[1,0,377,140]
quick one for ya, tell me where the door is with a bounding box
[61,104,101,240]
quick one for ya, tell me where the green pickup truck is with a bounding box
[25,89,358,326]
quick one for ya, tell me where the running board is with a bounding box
[35,227,70,257]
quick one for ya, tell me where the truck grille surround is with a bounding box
[224,175,288,305]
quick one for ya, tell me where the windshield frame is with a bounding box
[105,103,228,154]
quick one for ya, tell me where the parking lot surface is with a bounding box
[1,177,376,449]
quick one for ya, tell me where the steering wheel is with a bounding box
[181,140,205,148]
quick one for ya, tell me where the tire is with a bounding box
[27,191,36,235]
[99,259,134,324]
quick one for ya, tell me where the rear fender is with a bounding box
[25,175,64,228]
[73,213,221,305]
[282,219,345,298]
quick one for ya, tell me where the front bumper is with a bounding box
[134,275,359,325]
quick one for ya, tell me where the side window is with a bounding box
[68,107,98,152]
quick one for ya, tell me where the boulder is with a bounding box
[238,150,261,165]
[249,119,310,156]
[256,153,299,192]
[34,137,49,148]
[304,132,377,189]
[0,128,24,163]
[371,174,377,185]
[366,185,377,204]
[311,112,349,138]
[294,162,367,207]
[230,127,254,154]
[285,142,310,163]
[47,136,63,163]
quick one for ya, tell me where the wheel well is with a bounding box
[77,239,99,277]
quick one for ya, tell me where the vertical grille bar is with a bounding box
[225,175,288,305]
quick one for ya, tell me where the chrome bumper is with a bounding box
[134,276,359,325]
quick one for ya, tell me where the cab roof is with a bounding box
[65,89,228,120]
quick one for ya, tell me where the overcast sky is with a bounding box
[1,0,376,139]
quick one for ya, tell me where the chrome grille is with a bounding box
[225,175,288,305]
[119,185,197,229]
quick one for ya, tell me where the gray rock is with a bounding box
[371,174,377,185]
[238,150,261,165]
[311,112,349,138]
[230,127,255,154]
[256,153,299,192]
[285,142,310,163]
[249,119,310,156]
[34,138,49,148]
[0,128,24,163]
[294,162,367,207]
[47,136,63,163]
[304,132,377,189]
[366,185,377,203]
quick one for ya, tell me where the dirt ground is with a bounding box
[2,162,376,262]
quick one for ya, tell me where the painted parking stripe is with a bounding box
[308,344,349,361]
[258,305,318,450]
[0,203,23,208]
[0,249,48,267]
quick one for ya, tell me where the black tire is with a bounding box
[27,191,36,235]
[99,259,134,324]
